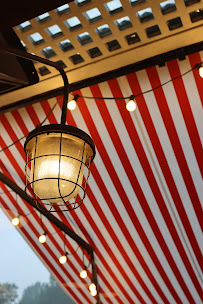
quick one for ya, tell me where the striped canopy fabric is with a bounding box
[0,51,202,304]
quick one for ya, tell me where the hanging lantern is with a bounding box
[24,124,95,211]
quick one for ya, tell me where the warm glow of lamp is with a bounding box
[80,268,87,279]
[11,216,20,226]
[39,234,46,243]
[126,96,136,112]
[59,255,67,264]
[199,66,203,78]
[24,125,95,210]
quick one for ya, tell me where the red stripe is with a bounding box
[107,77,200,303]
[0,135,25,183]
[40,99,126,303]
[167,59,203,177]
[125,70,203,269]
[0,174,108,304]
[70,89,185,304]
[11,109,30,135]
[40,99,59,124]
[145,64,203,241]
[0,165,98,301]
[89,164,173,304]
[140,66,202,297]
[87,85,176,304]
[0,192,93,304]
[46,99,136,304]
[188,53,203,106]
[1,113,26,160]
[0,200,86,304]
[55,209,125,304]
[25,104,41,127]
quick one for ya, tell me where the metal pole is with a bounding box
[0,172,93,254]
[90,252,101,304]
[0,45,69,125]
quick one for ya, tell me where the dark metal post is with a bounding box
[90,252,100,304]
[0,172,93,253]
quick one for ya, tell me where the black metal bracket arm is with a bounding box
[0,172,100,303]
[0,45,69,125]
[0,172,93,251]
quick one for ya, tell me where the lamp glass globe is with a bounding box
[27,133,93,203]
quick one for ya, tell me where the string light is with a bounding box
[59,253,68,264]
[11,194,20,226]
[67,94,79,111]
[69,62,202,110]
[11,216,20,226]
[199,66,203,78]
[126,95,136,112]
[89,282,97,297]
[89,282,96,292]
[80,266,87,279]
[1,62,202,155]
[90,288,97,297]
[38,232,47,243]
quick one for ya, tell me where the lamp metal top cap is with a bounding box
[24,124,96,161]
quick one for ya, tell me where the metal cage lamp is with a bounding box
[0,46,95,212]
[24,124,95,211]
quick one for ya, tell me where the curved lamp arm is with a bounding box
[0,45,69,125]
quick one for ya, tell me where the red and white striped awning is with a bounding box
[0,51,202,304]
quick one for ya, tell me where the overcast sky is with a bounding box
[0,209,50,300]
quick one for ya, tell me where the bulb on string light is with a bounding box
[11,216,20,226]
[90,288,97,297]
[59,254,67,264]
[89,282,96,291]
[199,66,203,78]
[38,233,47,244]
[67,94,79,111]
[126,95,136,112]
[80,267,87,279]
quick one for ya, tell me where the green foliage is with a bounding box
[0,283,18,304]
[18,276,75,304]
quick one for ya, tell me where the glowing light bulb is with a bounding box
[89,283,96,291]
[59,255,67,264]
[126,99,136,112]
[39,234,46,243]
[80,269,87,279]
[199,66,203,78]
[67,99,77,110]
[90,288,97,297]
[12,217,19,226]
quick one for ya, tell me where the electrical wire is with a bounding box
[75,63,201,101]
[0,189,15,195]
[1,63,202,153]
[0,96,62,153]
